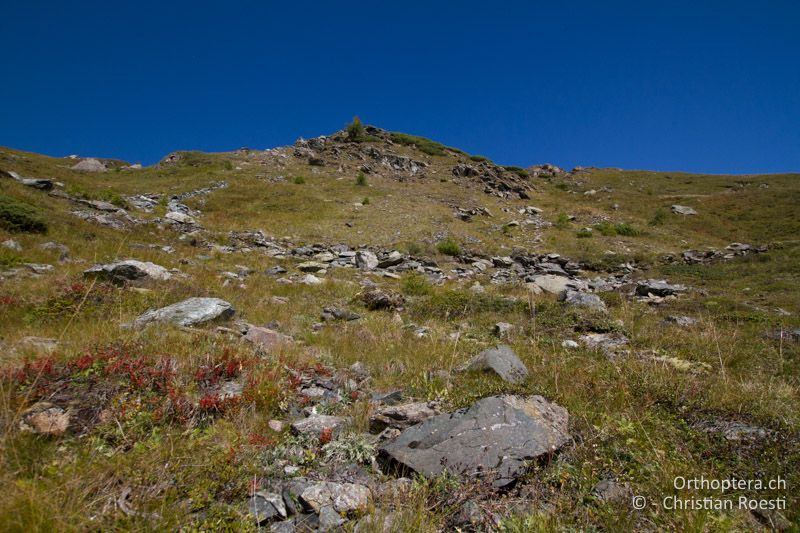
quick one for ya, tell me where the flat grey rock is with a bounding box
[379,395,570,487]
[84,259,172,282]
[369,401,440,433]
[134,297,234,327]
[636,279,686,297]
[671,204,697,215]
[461,345,529,384]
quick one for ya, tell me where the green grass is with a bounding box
[0,194,48,233]
[436,238,461,256]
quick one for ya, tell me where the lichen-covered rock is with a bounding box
[291,414,347,438]
[379,395,570,487]
[299,481,371,514]
[134,297,235,327]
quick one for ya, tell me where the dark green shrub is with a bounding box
[293,176,306,185]
[356,173,367,186]
[436,238,461,256]
[649,208,667,226]
[346,116,365,142]
[404,241,423,255]
[555,213,571,229]
[576,228,593,238]
[401,271,432,296]
[594,222,616,236]
[614,223,640,236]
[469,155,489,163]
[0,195,48,233]
[361,197,370,205]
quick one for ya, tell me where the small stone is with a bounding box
[671,205,697,215]
[562,290,607,312]
[1,239,22,251]
[317,505,345,529]
[369,401,440,433]
[561,339,579,349]
[300,274,323,285]
[245,326,293,352]
[493,322,513,338]
[249,491,287,524]
[20,402,69,435]
[460,345,529,384]
[268,419,285,432]
[593,480,631,503]
[300,482,371,514]
[20,336,58,354]
[165,211,196,224]
[663,315,697,327]
[297,261,328,273]
[291,414,347,438]
[355,250,379,270]
[361,289,405,310]
[24,263,54,274]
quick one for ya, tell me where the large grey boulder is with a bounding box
[380,395,570,487]
[133,297,234,327]
[460,345,529,384]
[84,259,172,282]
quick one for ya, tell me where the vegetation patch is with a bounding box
[436,238,461,256]
[503,165,529,178]
[0,195,48,233]
[389,132,453,157]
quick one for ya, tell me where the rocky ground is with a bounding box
[0,127,798,531]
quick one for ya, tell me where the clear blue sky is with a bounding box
[2,1,799,173]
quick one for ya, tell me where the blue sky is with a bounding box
[1,1,799,173]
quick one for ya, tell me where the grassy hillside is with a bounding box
[0,128,797,531]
